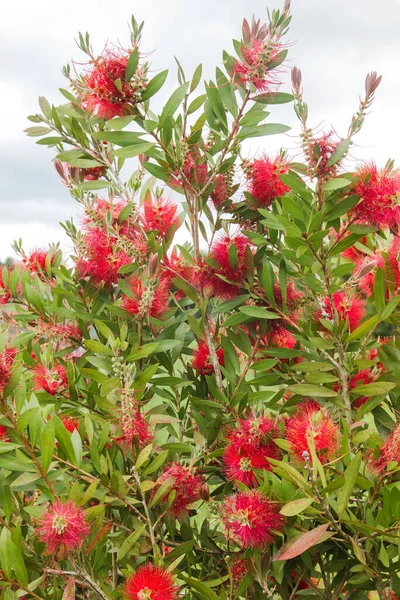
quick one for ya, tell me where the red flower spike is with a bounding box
[61,416,80,434]
[221,490,284,549]
[124,564,179,600]
[0,425,9,442]
[316,291,365,331]
[349,369,376,408]
[370,422,400,472]
[191,340,224,375]
[233,38,284,92]
[247,156,289,207]
[33,364,68,396]
[196,233,253,299]
[285,401,338,464]
[351,163,400,229]
[116,398,152,450]
[156,462,208,518]
[266,323,296,349]
[0,348,16,392]
[23,250,54,275]
[81,49,146,120]
[121,275,171,320]
[37,500,89,555]
[211,175,229,209]
[142,196,179,237]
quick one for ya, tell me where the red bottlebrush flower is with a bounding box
[233,37,284,92]
[121,275,171,320]
[142,196,179,237]
[61,416,80,434]
[156,462,208,518]
[163,250,194,300]
[370,422,400,472]
[76,228,133,288]
[22,249,54,275]
[125,564,178,600]
[247,156,289,207]
[211,175,229,209]
[0,277,11,305]
[316,291,365,331]
[349,369,376,408]
[196,233,253,299]
[266,323,296,349]
[182,154,209,188]
[0,347,16,392]
[191,340,224,375]
[306,132,341,179]
[33,364,68,396]
[116,398,152,450]
[223,413,281,486]
[37,500,89,556]
[83,166,105,181]
[351,163,400,229]
[0,425,9,442]
[273,281,303,311]
[285,401,338,464]
[81,48,146,120]
[221,490,283,549]
[230,558,248,585]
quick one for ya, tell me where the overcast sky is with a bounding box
[1,0,400,260]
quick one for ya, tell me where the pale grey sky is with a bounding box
[1,0,400,259]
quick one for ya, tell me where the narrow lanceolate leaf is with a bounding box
[141,70,169,101]
[337,452,362,517]
[253,92,294,105]
[323,177,352,192]
[273,524,332,561]
[117,525,146,561]
[41,419,55,473]
[237,123,290,140]
[352,381,396,396]
[288,384,337,398]
[125,48,139,81]
[326,138,351,167]
[238,306,280,319]
[61,578,76,600]
[280,498,314,516]
[160,82,189,124]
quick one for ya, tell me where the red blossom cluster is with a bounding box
[351,163,400,229]
[306,132,341,179]
[285,401,339,464]
[0,347,16,392]
[196,233,253,299]
[37,500,89,556]
[80,48,147,120]
[124,564,178,600]
[316,291,366,331]
[142,196,179,238]
[370,422,400,472]
[22,249,54,276]
[223,413,281,486]
[115,394,152,450]
[156,462,208,518]
[191,340,225,375]
[246,155,289,207]
[221,490,283,549]
[122,274,171,320]
[33,363,68,396]
[76,199,146,287]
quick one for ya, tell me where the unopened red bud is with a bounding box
[53,159,67,182]
[148,254,159,277]
[291,67,302,92]
[138,154,149,164]
[365,71,382,97]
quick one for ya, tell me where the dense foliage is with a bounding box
[1,3,400,599]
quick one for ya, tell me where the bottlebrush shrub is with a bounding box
[1,4,400,600]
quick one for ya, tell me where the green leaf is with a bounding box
[181,576,219,600]
[91,131,145,145]
[142,162,170,182]
[352,382,396,396]
[253,92,294,105]
[41,419,55,474]
[113,142,155,158]
[190,64,203,93]
[117,525,146,561]
[79,180,112,191]
[38,96,51,118]
[288,384,337,398]
[160,82,189,124]
[346,314,380,343]
[326,138,351,167]
[24,126,52,137]
[142,70,169,101]
[323,177,352,192]
[187,94,207,114]
[149,476,176,508]
[280,497,314,516]
[136,444,153,470]
[125,48,139,81]
[374,267,386,313]
[53,415,77,465]
[337,452,362,517]
[238,123,290,140]
[238,306,280,319]
[324,194,360,221]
